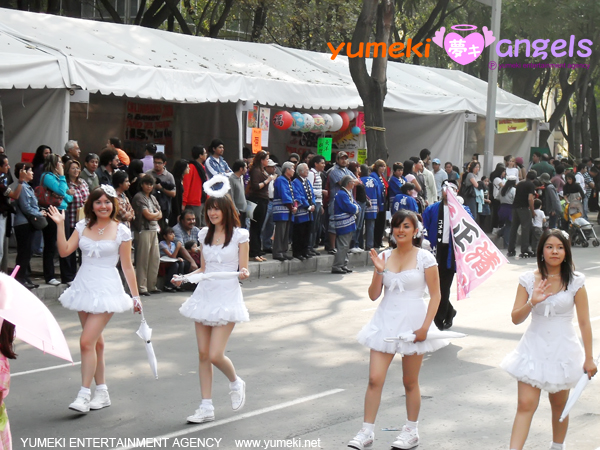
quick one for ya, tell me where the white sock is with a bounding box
[229,377,244,391]
[201,399,214,410]
[406,420,418,430]
[96,384,108,391]
[550,443,565,450]
[362,422,375,434]
[79,387,91,397]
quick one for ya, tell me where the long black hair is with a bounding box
[390,210,422,248]
[32,145,52,167]
[0,320,17,360]
[501,178,517,197]
[536,229,574,290]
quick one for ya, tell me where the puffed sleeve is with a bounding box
[379,249,392,262]
[235,227,250,244]
[198,227,209,245]
[117,223,133,243]
[518,271,535,296]
[419,248,438,269]
[75,219,88,236]
[568,272,585,295]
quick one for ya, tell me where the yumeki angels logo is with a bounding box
[432,24,496,65]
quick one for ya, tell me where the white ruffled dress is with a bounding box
[501,271,586,393]
[179,227,250,326]
[357,248,450,355]
[59,220,133,313]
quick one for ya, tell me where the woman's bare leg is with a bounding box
[549,389,570,445]
[401,354,424,422]
[208,322,237,382]
[195,322,214,399]
[364,350,395,423]
[78,311,113,388]
[509,381,542,450]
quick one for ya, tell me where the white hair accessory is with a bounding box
[560,230,570,241]
[99,184,117,198]
[203,174,231,198]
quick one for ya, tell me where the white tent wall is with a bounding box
[0,88,69,161]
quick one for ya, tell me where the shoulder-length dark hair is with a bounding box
[84,187,119,228]
[536,229,574,290]
[250,150,269,172]
[203,195,240,247]
[390,210,422,248]
[0,320,17,359]
[171,159,189,182]
[501,178,517,197]
[468,161,480,173]
[32,145,52,167]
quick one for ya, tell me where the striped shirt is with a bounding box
[307,168,323,203]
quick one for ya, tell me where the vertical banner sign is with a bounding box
[125,101,174,157]
[356,112,366,134]
[252,128,262,154]
[246,106,259,145]
[259,107,270,148]
[446,188,508,300]
[317,137,333,161]
[357,149,367,164]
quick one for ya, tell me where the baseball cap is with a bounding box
[336,151,348,160]
[432,158,441,165]
[267,159,277,167]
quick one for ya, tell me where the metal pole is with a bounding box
[483,0,502,177]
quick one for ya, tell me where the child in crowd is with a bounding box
[0,320,16,450]
[159,227,185,292]
[531,199,545,251]
[184,240,202,267]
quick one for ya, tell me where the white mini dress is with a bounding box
[357,248,450,355]
[179,227,250,326]
[59,219,133,314]
[501,271,586,393]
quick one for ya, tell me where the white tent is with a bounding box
[0,8,543,165]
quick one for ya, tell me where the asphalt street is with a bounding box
[8,247,600,450]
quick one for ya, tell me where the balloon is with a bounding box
[272,111,293,130]
[338,112,350,132]
[312,114,325,132]
[301,114,314,132]
[329,113,343,132]
[351,126,361,135]
[321,114,333,132]
[346,110,356,121]
[290,112,304,131]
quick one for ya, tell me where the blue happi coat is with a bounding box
[273,176,295,222]
[369,172,386,212]
[361,176,379,220]
[387,175,405,200]
[391,193,419,214]
[333,188,359,235]
[292,177,314,224]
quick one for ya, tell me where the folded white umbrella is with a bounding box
[559,352,599,422]
[172,272,240,284]
[136,311,158,379]
[384,329,468,343]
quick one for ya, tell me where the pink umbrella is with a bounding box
[0,269,73,362]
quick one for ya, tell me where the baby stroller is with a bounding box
[563,193,600,247]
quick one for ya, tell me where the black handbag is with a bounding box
[17,203,47,230]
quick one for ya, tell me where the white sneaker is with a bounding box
[69,394,90,413]
[89,389,111,410]
[186,405,215,424]
[47,278,61,286]
[549,443,566,450]
[391,425,419,449]
[349,247,364,253]
[348,428,374,450]
[230,380,246,411]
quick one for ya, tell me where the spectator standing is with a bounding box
[507,171,537,258]
[173,209,201,273]
[420,149,437,204]
[260,159,278,254]
[348,162,366,253]
[272,162,296,262]
[141,143,157,173]
[247,151,273,261]
[159,227,185,292]
[307,155,326,256]
[0,155,26,272]
[112,171,135,228]
[331,176,359,274]
[41,154,73,285]
[229,160,248,227]
[63,159,90,283]
[432,159,447,199]
[326,152,356,254]
[444,161,459,182]
[403,160,421,198]
[531,199,545,251]
[387,162,405,202]
[498,176,517,249]
[515,157,527,181]
[361,165,378,251]
[460,161,480,223]
[505,157,520,181]
[146,152,176,229]
[127,160,144,199]
[291,163,315,260]
[183,145,208,227]
[31,145,52,187]
[131,174,162,296]
[371,160,387,249]
[170,159,190,225]
[106,137,130,168]
[64,140,81,161]
[531,152,555,178]
[490,163,506,230]
[205,139,232,179]
[551,165,566,195]
[579,163,594,219]
[96,149,119,186]
[81,153,100,191]
[539,173,562,229]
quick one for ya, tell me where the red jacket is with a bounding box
[182,163,205,207]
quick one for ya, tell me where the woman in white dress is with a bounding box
[348,210,447,450]
[175,185,250,425]
[47,185,142,413]
[502,229,597,450]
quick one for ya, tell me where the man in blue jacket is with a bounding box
[332,176,359,274]
[292,163,315,260]
[422,180,472,330]
[272,162,297,261]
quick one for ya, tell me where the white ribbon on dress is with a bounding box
[86,242,102,259]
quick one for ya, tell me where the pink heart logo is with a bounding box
[444,32,485,65]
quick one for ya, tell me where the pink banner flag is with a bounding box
[446,188,508,300]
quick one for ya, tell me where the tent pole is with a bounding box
[236,101,243,160]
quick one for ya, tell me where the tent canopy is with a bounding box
[0,8,542,118]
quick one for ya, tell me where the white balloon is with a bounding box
[301,113,314,132]
[321,114,333,132]
[346,110,356,121]
[329,113,343,132]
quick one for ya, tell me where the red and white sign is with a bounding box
[447,188,508,300]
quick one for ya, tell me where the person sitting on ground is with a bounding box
[159,227,185,292]
[184,240,201,267]
[173,208,201,273]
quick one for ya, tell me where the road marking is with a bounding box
[12,361,81,377]
[583,265,600,271]
[115,388,345,449]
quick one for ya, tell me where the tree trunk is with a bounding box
[251,3,268,42]
[348,0,394,164]
[208,0,234,38]
[590,85,599,159]
[582,82,594,158]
